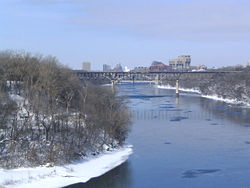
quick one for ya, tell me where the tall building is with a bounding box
[103,64,111,71]
[169,55,191,69]
[82,62,91,72]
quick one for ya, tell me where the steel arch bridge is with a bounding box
[74,70,240,83]
[73,70,241,95]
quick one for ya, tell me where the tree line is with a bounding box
[0,50,131,168]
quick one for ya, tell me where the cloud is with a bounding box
[21,0,71,5]
[71,0,250,41]
[2,0,250,41]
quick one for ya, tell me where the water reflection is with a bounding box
[199,97,250,125]
[124,91,250,126]
[65,162,132,188]
[182,169,221,178]
[175,96,179,105]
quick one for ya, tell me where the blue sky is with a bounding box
[1,0,250,70]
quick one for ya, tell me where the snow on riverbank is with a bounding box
[0,145,133,188]
[157,85,201,94]
[201,94,250,106]
[157,85,250,106]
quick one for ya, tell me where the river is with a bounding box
[68,82,250,188]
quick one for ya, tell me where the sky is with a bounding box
[1,0,250,70]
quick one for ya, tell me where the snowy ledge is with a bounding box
[157,85,201,94]
[157,85,250,107]
[0,145,133,188]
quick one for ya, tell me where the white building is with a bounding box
[124,66,130,72]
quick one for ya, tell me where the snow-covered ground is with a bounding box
[120,80,155,83]
[0,145,133,188]
[157,85,250,106]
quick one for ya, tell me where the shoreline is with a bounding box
[157,84,250,107]
[0,145,133,188]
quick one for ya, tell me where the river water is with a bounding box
[69,82,250,188]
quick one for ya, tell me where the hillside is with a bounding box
[0,50,131,169]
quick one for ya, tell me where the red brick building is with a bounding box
[149,61,172,72]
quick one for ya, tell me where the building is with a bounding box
[132,66,149,72]
[113,64,123,72]
[169,55,191,69]
[124,66,130,72]
[103,64,111,72]
[190,64,207,71]
[82,62,91,72]
[246,61,250,67]
[149,61,172,72]
[197,64,207,70]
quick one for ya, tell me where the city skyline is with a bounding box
[1,0,250,70]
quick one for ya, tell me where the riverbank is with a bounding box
[157,84,250,106]
[0,145,133,188]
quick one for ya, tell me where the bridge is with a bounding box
[73,70,241,96]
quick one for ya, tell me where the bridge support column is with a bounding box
[155,74,160,85]
[111,80,116,92]
[176,79,179,97]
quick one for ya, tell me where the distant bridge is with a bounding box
[73,70,241,96]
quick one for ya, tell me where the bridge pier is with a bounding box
[155,74,160,85]
[111,80,116,92]
[176,79,179,97]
